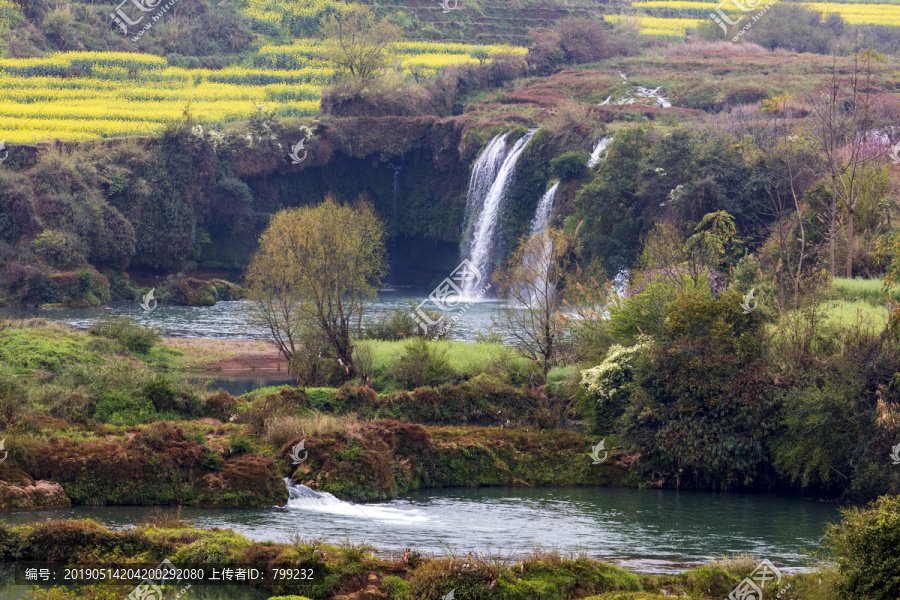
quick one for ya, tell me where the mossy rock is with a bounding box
[267,596,313,600]
[210,278,245,300]
[177,277,217,306]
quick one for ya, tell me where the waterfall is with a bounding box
[283,478,429,524]
[461,130,536,298]
[522,182,559,304]
[461,134,509,253]
[528,181,559,238]
[588,137,613,168]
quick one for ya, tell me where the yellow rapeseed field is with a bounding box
[606,14,700,37]
[0,45,526,143]
[630,0,900,26]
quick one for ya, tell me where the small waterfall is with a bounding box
[461,134,509,252]
[528,181,559,237]
[283,478,429,524]
[461,130,536,298]
[285,478,343,506]
[588,137,613,168]
[522,182,559,304]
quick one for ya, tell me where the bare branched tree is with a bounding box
[809,49,892,278]
[493,228,574,378]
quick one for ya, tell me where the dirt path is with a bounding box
[162,337,289,374]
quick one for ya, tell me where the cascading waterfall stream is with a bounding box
[461,130,536,298]
[522,182,559,304]
[588,137,613,168]
[528,181,559,239]
[461,134,509,252]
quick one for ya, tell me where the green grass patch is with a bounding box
[0,323,98,374]
[365,339,525,376]
[833,277,900,304]
[824,299,889,331]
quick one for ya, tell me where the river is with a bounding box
[0,290,501,343]
[0,483,840,575]
[0,294,843,584]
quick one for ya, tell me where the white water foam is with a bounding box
[461,130,536,298]
[284,479,429,525]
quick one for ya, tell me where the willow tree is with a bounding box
[245,196,386,380]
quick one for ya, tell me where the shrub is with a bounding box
[228,436,256,457]
[141,376,202,416]
[363,301,421,341]
[556,18,608,64]
[580,337,650,430]
[46,389,95,423]
[88,315,159,354]
[379,575,408,599]
[825,495,900,600]
[32,230,86,270]
[93,390,155,425]
[203,391,239,421]
[235,387,310,435]
[549,151,590,180]
[685,567,739,597]
[385,337,454,390]
[264,415,306,448]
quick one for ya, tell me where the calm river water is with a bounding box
[0,290,501,342]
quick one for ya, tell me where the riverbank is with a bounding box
[0,518,835,600]
[162,337,289,374]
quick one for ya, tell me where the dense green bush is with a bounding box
[88,316,159,354]
[580,338,650,431]
[141,376,202,416]
[621,290,775,489]
[93,390,155,425]
[549,151,589,180]
[363,301,422,341]
[825,495,900,600]
[385,337,455,390]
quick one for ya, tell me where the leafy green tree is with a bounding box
[825,495,900,600]
[324,10,402,83]
[622,290,774,489]
[245,196,386,380]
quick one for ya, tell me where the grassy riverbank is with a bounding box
[0,518,839,600]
